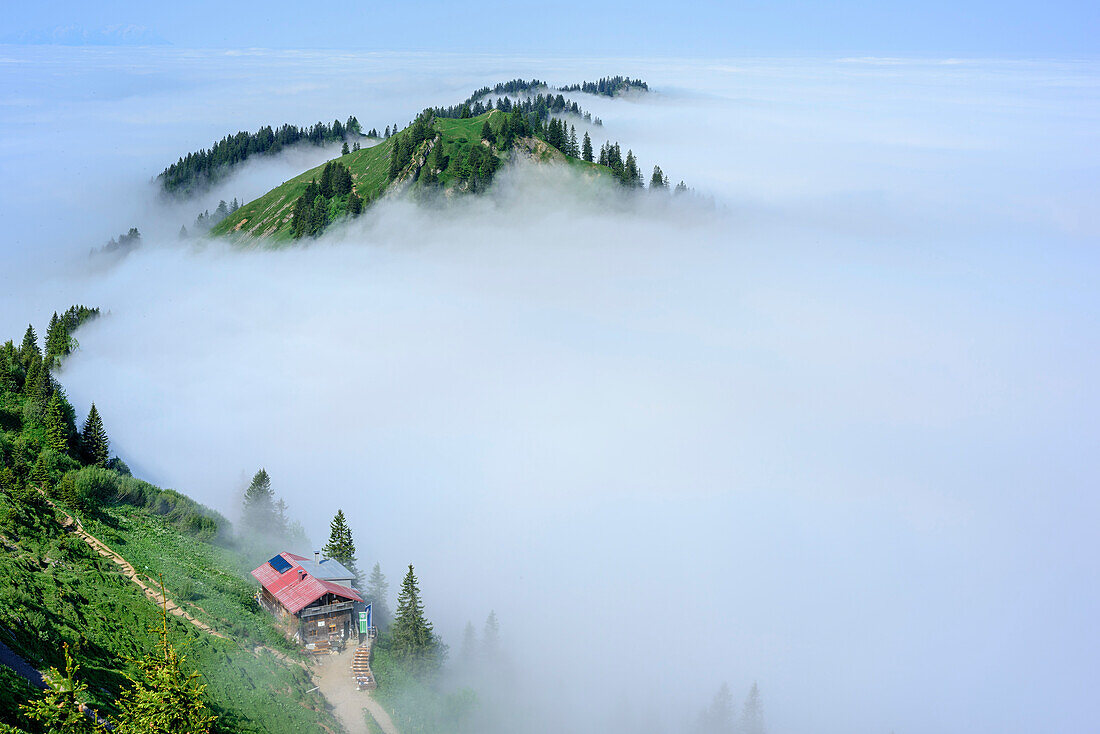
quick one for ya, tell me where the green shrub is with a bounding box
[72,465,121,511]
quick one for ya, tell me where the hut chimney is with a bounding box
[315,550,321,564]
[298,569,305,581]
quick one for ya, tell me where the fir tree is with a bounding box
[178,225,189,239]
[365,562,392,629]
[242,468,275,533]
[21,644,103,733]
[388,138,404,180]
[651,165,669,189]
[740,682,766,734]
[45,312,64,364]
[319,162,335,198]
[390,564,443,674]
[694,683,735,734]
[112,602,217,734]
[348,192,363,216]
[568,125,578,157]
[459,621,477,665]
[481,119,495,144]
[22,353,44,401]
[30,453,50,488]
[582,131,593,162]
[322,510,359,580]
[341,141,350,155]
[45,392,70,453]
[20,324,40,367]
[81,403,109,467]
[482,610,500,662]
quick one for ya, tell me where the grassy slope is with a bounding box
[0,461,338,732]
[212,109,609,244]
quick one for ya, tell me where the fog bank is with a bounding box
[1,49,1099,734]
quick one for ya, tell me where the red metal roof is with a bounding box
[251,552,363,615]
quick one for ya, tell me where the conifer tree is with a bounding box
[112,603,216,734]
[45,392,70,453]
[319,162,335,198]
[482,610,500,662]
[694,683,735,734]
[242,468,275,532]
[481,119,495,144]
[310,197,327,235]
[390,564,443,674]
[20,324,40,367]
[21,644,102,733]
[365,562,392,629]
[178,225,188,239]
[740,682,766,734]
[0,352,12,394]
[568,125,578,157]
[30,453,50,488]
[45,312,64,364]
[24,350,42,393]
[624,150,641,187]
[458,621,477,666]
[341,141,350,155]
[348,192,363,216]
[322,509,358,579]
[80,403,109,467]
[582,131,593,162]
[651,165,669,189]
[388,138,404,180]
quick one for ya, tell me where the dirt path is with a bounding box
[41,494,228,639]
[40,493,392,732]
[314,647,399,734]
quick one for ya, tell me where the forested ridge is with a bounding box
[214,76,691,243]
[159,76,649,199]
[157,115,373,196]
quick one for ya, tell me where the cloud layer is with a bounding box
[2,49,1099,734]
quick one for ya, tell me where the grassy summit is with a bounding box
[210,110,609,244]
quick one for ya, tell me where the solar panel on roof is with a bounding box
[268,554,292,574]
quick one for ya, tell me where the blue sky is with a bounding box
[4,0,1098,56]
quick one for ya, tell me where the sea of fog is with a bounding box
[1,48,1098,734]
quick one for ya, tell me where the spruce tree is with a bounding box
[81,403,109,467]
[341,141,350,155]
[322,510,358,579]
[242,468,275,533]
[651,165,669,189]
[388,138,404,180]
[740,682,766,734]
[20,324,40,367]
[348,192,363,216]
[481,119,494,144]
[482,610,500,662]
[390,564,442,673]
[21,644,102,733]
[459,621,477,666]
[365,562,391,629]
[45,392,70,453]
[30,453,50,488]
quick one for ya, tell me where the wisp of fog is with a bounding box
[1,49,1098,734]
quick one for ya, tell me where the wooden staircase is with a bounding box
[353,638,376,690]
